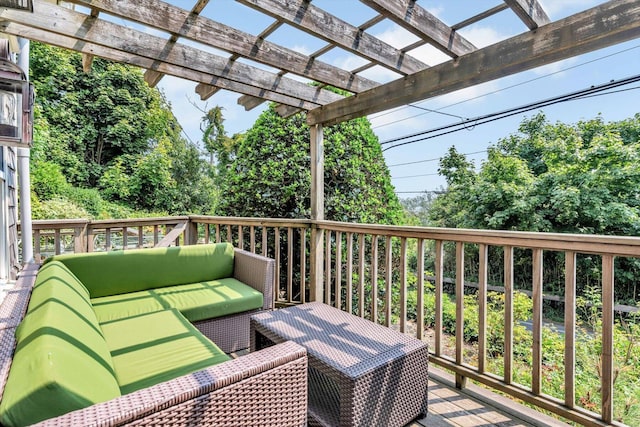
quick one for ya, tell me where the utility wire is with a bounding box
[388,150,487,167]
[369,43,640,128]
[381,74,640,152]
[392,172,440,179]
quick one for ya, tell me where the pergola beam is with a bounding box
[308,0,640,126]
[504,0,550,30]
[359,0,476,57]
[2,0,344,106]
[68,0,378,93]
[237,0,429,75]
[0,22,322,110]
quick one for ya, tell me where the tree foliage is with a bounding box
[30,42,216,216]
[216,105,404,224]
[430,113,640,235]
[429,113,640,302]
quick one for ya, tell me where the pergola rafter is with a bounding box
[1,0,637,126]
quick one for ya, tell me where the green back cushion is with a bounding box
[48,243,235,298]
[0,262,120,427]
[100,309,230,394]
[91,278,264,323]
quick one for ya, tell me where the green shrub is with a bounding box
[31,161,68,200]
[32,197,89,220]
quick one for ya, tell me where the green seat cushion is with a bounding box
[48,243,235,298]
[91,290,166,323]
[91,278,264,323]
[0,262,120,427]
[100,309,230,394]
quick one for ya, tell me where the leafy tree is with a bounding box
[30,41,216,215]
[217,105,403,224]
[429,112,640,302]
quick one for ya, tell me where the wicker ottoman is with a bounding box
[250,302,428,427]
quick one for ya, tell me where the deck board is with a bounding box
[411,368,572,427]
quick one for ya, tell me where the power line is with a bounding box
[388,150,487,167]
[370,43,640,129]
[392,172,440,179]
[381,74,640,152]
[395,190,446,195]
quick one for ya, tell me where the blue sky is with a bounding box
[157,0,640,197]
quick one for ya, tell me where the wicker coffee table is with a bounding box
[250,302,428,427]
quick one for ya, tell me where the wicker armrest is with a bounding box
[0,263,38,330]
[233,249,275,310]
[33,341,308,427]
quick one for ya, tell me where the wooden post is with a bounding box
[309,124,324,302]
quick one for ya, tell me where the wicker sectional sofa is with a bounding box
[0,244,308,427]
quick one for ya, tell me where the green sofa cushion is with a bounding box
[0,262,120,427]
[47,243,235,298]
[91,290,166,323]
[91,278,264,323]
[100,309,230,394]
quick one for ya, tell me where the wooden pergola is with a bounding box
[2,0,640,297]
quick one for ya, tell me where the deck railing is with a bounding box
[21,216,640,427]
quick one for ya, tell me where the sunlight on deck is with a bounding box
[411,368,571,427]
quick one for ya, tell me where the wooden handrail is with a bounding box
[20,215,639,427]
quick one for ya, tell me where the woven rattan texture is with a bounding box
[251,302,428,427]
[32,341,307,427]
[194,311,253,353]
[0,263,37,329]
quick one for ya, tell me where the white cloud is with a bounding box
[458,26,509,49]
[529,57,577,77]
[537,0,604,19]
[290,44,313,56]
[374,25,419,50]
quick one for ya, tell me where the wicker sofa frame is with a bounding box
[0,260,308,426]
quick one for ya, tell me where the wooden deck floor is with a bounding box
[412,368,572,427]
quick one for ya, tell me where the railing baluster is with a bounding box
[400,237,408,333]
[416,238,425,340]
[371,235,378,323]
[455,242,465,388]
[601,254,614,423]
[478,243,488,374]
[358,233,365,318]
[54,229,61,255]
[250,225,256,252]
[346,232,353,314]
[435,240,444,357]
[287,227,293,303]
[261,227,267,256]
[504,245,514,385]
[216,224,222,243]
[385,235,392,327]
[532,248,543,395]
[226,225,232,243]
[564,251,576,409]
[153,225,159,246]
[300,228,306,304]
[275,227,281,303]
[238,225,244,250]
[335,231,342,309]
[324,229,332,305]
[34,230,41,261]
[122,226,128,250]
[204,223,210,244]
[137,226,143,248]
[106,228,111,251]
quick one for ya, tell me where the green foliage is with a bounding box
[31,161,68,200]
[431,112,640,234]
[429,113,640,302]
[32,197,90,220]
[217,105,404,224]
[30,41,216,216]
